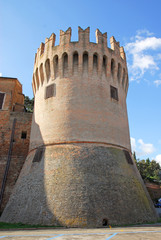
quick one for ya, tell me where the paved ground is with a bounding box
[0,226,161,240]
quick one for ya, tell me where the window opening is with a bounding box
[103,56,107,74]
[123,150,133,165]
[63,53,68,77]
[45,59,51,82]
[83,52,88,73]
[0,92,5,109]
[93,54,98,73]
[111,59,115,76]
[54,55,59,79]
[117,63,121,82]
[33,148,44,163]
[21,131,27,139]
[73,52,78,73]
[110,86,118,101]
[45,83,56,99]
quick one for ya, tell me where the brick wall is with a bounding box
[0,77,32,213]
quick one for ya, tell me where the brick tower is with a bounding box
[1,27,157,227]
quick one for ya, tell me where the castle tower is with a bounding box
[1,27,157,227]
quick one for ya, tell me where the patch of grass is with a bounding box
[0,222,63,229]
[111,218,161,228]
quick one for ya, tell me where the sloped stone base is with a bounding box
[1,144,158,227]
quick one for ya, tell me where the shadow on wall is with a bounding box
[0,111,61,226]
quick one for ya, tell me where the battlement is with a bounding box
[32,27,128,96]
[34,27,126,63]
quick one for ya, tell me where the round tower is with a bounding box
[1,27,157,227]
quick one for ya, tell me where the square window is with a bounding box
[45,84,56,99]
[110,86,118,101]
[33,148,44,162]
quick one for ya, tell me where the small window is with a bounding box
[110,86,118,101]
[111,59,115,76]
[123,150,133,165]
[45,84,56,99]
[0,92,5,109]
[21,131,27,139]
[33,148,44,163]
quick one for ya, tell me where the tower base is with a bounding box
[1,143,158,227]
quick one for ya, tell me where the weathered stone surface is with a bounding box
[1,144,157,227]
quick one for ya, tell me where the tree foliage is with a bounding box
[133,152,161,183]
[24,96,34,113]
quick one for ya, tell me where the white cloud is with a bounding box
[154,80,161,87]
[125,30,161,81]
[0,73,2,77]
[155,154,161,165]
[131,137,155,157]
[136,29,154,37]
[138,139,155,156]
[126,37,161,53]
[130,137,136,152]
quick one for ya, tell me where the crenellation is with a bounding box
[49,33,56,47]
[34,53,37,64]
[95,29,107,47]
[120,46,126,61]
[60,27,72,45]
[40,42,45,56]
[78,26,90,44]
[110,36,120,56]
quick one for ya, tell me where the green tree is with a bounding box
[24,96,34,113]
[134,156,161,183]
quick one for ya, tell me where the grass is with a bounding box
[111,218,161,228]
[0,222,63,229]
[0,218,161,229]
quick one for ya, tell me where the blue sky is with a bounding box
[0,0,161,163]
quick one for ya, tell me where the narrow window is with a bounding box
[21,131,27,139]
[111,59,115,77]
[45,59,50,82]
[45,83,56,99]
[63,53,68,77]
[0,92,5,110]
[110,86,118,101]
[123,150,133,165]
[36,68,40,89]
[73,52,78,74]
[122,69,125,87]
[117,63,121,82]
[39,63,44,85]
[103,56,107,75]
[33,148,44,163]
[83,52,88,73]
[53,55,59,79]
[93,53,98,73]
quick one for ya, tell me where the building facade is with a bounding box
[0,77,32,213]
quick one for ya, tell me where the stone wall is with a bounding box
[1,144,157,226]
